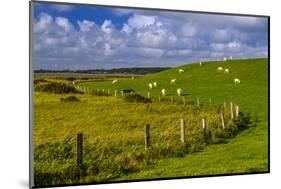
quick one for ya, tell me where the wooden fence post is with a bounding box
[108,89,110,95]
[224,100,226,109]
[182,97,186,105]
[180,119,185,144]
[197,97,200,107]
[114,90,117,97]
[202,118,206,134]
[121,91,124,97]
[158,96,161,102]
[230,102,234,120]
[235,104,239,119]
[77,133,83,169]
[145,124,150,150]
[209,98,212,106]
[221,111,225,129]
[147,92,150,99]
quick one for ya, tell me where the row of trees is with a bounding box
[34,67,170,75]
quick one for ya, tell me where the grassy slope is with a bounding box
[81,58,268,179]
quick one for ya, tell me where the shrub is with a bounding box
[34,79,48,85]
[61,96,80,102]
[123,93,151,103]
[35,83,80,94]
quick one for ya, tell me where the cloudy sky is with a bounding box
[33,2,268,70]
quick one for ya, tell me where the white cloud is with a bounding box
[210,43,227,51]
[168,35,177,43]
[104,43,114,56]
[63,47,79,53]
[33,11,268,70]
[210,52,224,58]
[51,4,74,12]
[55,17,71,32]
[113,8,135,16]
[34,13,52,33]
[77,20,96,32]
[167,49,192,56]
[45,37,57,46]
[227,41,242,51]
[137,31,164,47]
[213,29,230,42]
[181,22,196,37]
[128,14,156,29]
[138,47,164,57]
[101,20,114,34]
[121,23,133,34]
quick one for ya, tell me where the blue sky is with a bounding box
[33,2,268,70]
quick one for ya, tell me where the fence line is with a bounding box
[75,87,241,118]
[72,102,241,170]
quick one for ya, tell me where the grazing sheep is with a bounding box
[178,69,184,74]
[161,88,166,96]
[223,57,227,61]
[72,81,76,85]
[131,76,134,80]
[170,79,176,84]
[224,69,229,74]
[112,80,118,84]
[234,78,241,84]
[218,67,224,72]
[229,56,233,60]
[153,82,157,87]
[148,83,153,89]
[177,88,182,96]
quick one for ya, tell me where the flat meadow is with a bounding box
[33,58,268,186]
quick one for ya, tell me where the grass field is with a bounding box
[33,58,268,186]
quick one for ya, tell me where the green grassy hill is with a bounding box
[33,58,268,186]
[80,58,269,179]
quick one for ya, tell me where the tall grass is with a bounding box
[34,92,249,186]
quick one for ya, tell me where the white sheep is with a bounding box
[161,88,166,96]
[234,78,241,84]
[148,83,153,89]
[112,79,118,84]
[170,79,176,84]
[131,76,134,80]
[72,81,76,85]
[218,67,223,72]
[223,57,227,61]
[177,88,182,96]
[200,62,202,66]
[224,69,229,74]
[153,82,157,87]
[178,69,184,74]
[229,56,233,60]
